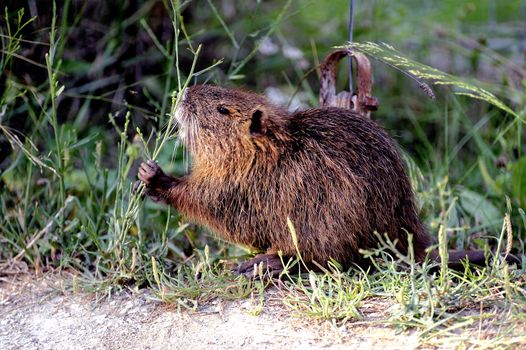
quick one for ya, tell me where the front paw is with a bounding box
[137,160,171,203]
[138,160,164,185]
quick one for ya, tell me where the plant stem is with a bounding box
[46,1,66,230]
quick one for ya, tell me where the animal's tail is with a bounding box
[429,249,522,270]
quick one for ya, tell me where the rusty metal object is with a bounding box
[319,49,379,118]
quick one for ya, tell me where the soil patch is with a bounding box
[0,273,423,350]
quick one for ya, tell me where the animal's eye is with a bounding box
[217,106,230,115]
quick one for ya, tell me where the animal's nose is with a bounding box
[180,87,188,102]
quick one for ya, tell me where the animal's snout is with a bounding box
[179,87,188,102]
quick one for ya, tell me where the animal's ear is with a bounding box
[249,109,267,137]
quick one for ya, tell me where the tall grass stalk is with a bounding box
[102,0,218,284]
[1,8,35,71]
[437,224,449,290]
[45,1,66,227]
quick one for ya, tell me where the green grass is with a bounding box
[1,0,525,348]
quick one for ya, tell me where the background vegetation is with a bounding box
[1,1,525,347]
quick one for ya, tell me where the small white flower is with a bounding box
[258,38,279,56]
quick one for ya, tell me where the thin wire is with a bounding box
[348,0,355,95]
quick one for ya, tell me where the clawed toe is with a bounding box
[136,160,175,204]
[138,160,162,184]
[237,254,284,278]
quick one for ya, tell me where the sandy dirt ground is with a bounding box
[0,273,427,350]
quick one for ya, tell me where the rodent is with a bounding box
[137,84,518,275]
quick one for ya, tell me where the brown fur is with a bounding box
[139,84,435,270]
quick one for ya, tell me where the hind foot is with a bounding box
[237,254,284,278]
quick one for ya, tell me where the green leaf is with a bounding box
[459,189,502,231]
[478,157,498,195]
[68,132,100,151]
[511,157,526,208]
[56,84,65,97]
[345,41,518,118]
